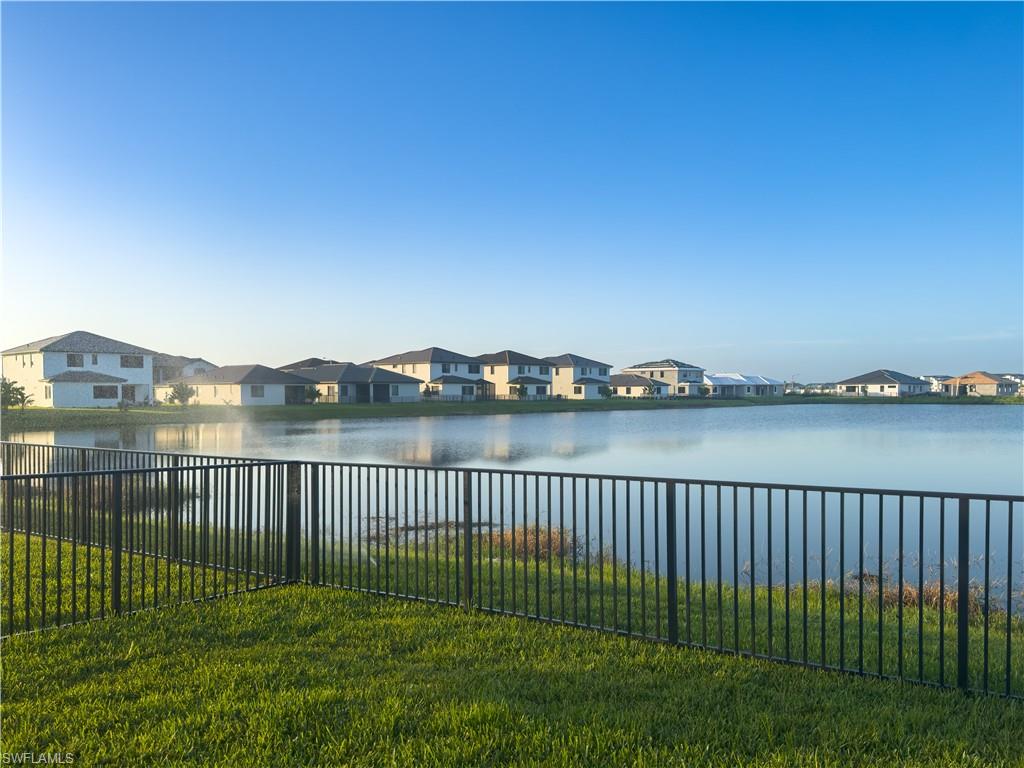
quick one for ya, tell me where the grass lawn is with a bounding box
[2,394,1018,434]
[2,585,1022,767]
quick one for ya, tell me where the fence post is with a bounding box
[169,455,182,560]
[957,496,970,692]
[666,482,679,644]
[462,470,473,611]
[286,463,302,583]
[111,473,123,615]
[309,464,320,586]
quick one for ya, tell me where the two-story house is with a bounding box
[364,347,492,400]
[620,359,705,397]
[2,330,155,407]
[543,354,612,399]
[152,353,218,385]
[476,350,552,399]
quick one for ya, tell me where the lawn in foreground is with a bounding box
[3,586,1022,767]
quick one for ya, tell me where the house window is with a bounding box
[44,385,51,399]
[391,384,400,397]
[250,385,265,398]
[453,364,460,372]
[573,386,583,395]
[540,366,549,375]
[120,355,144,368]
[441,363,451,374]
[554,368,560,376]
[339,385,349,397]
[213,386,218,396]
[489,366,495,374]
[122,384,136,401]
[67,353,84,367]
[536,385,547,395]
[517,365,525,375]
[625,387,632,395]
[581,367,590,375]
[747,387,751,393]
[845,386,856,393]
[91,354,98,365]
[677,385,685,394]
[461,385,474,396]
[93,385,118,399]
[659,371,665,378]
[468,364,480,374]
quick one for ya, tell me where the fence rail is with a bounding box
[2,441,1021,699]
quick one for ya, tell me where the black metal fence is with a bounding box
[2,442,1021,699]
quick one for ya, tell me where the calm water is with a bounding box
[8,404,1023,494]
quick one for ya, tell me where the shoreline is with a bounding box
[0,394,1019,434]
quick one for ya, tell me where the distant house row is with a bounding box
[2,331,1017,408]
[790,370,1023,397]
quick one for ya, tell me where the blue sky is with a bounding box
[2,2,1021,379]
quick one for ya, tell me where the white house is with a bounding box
[476,350,552,398]
[281,362,422,403]
[154,365,311,405]
[835,369,931,397]
[153,354,218,385]
[365,347,492,400]
[704,373,784,398]
[620,359,705,397]
[609,373,670,398]
[543,354,611,399]
[920,375,952,394]
[2,330,155,407]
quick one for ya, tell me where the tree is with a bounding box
[512,384,528,400]
[166,382,197,406]
[699,386,711,398]
[598,385,613,399]
[2,379,32,411]
[643,384,658,398]
[305,385,321,404]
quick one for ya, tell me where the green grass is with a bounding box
[2,393,1018,433]
[2,585,1022,767]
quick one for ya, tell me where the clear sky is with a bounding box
[2,2,1021,380]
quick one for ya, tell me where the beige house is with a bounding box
[609,374,669,398]
[154,364,311,405]
[365,347,492,400]
[620,359,705,397]
[942,371,1018,397]
[280,362,421,403]
[476,350,552,398]
[2,330,155,407]
[543,354,611,399]
[835,369,930,397]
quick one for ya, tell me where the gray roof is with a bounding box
[154,353,215,368]
[572,376,608,385]
[624,359,703,371]
[507,375,549,385]
[3,330,154,356]
[167,365,311,386]
[476,350,548,367]
[429,375,480,385]
[366,347,480,366]
[278,357,341,371]
[610,374,664,388]
[292,363,421,385]
[44,371,128,384]
[836,369,929,386]
[543,353,612,369]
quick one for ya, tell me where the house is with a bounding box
[620,359,705,397]
[835,369,930,397]
[996,373,1024,396]
[153,354,217,384]
[609,374,669,398]
[476,350,552,399]
[703,373,784,398]
[920,375,952,394]
[2,330,155,407]
[941,371,1019,398]
[543,354,612,399]
[364,347,492,400]
[277,357,341,371]
[153,365,311,405]
[803,382,838,395]
[281,362,421,403]
[784,382,805,395]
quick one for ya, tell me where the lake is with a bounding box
[7,404,1023,494]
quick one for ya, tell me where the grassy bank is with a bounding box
[2,585,1022,767]
[1,394,1018,433]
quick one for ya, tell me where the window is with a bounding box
[44,385,51,399]
[120,355,144,368]
[554,368,560,376]
[747,387,751,393]
[453,364,460,372]
[391,385,400,396]
[468,364,480,374]
[93,385,118,399]
[121,384,136,401]
[647,371,654,377]
[625,387,632,395]
[461,385,474,396]
[845,386,856,393]
[659,371,665,378]
[677,385,685,394]
[536,385,547,395]
[489,366,495,374]
[67,353,84,367]
[91,354,98,365]
[250,385,265,398]
[517,365,525,375]
[213,386,218,396]
[441,363,451,374]
[539,366,549,375]
[599,368,609,377]
[573,386,583,395]
[339,385,349,397]
[581,367,590,375]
